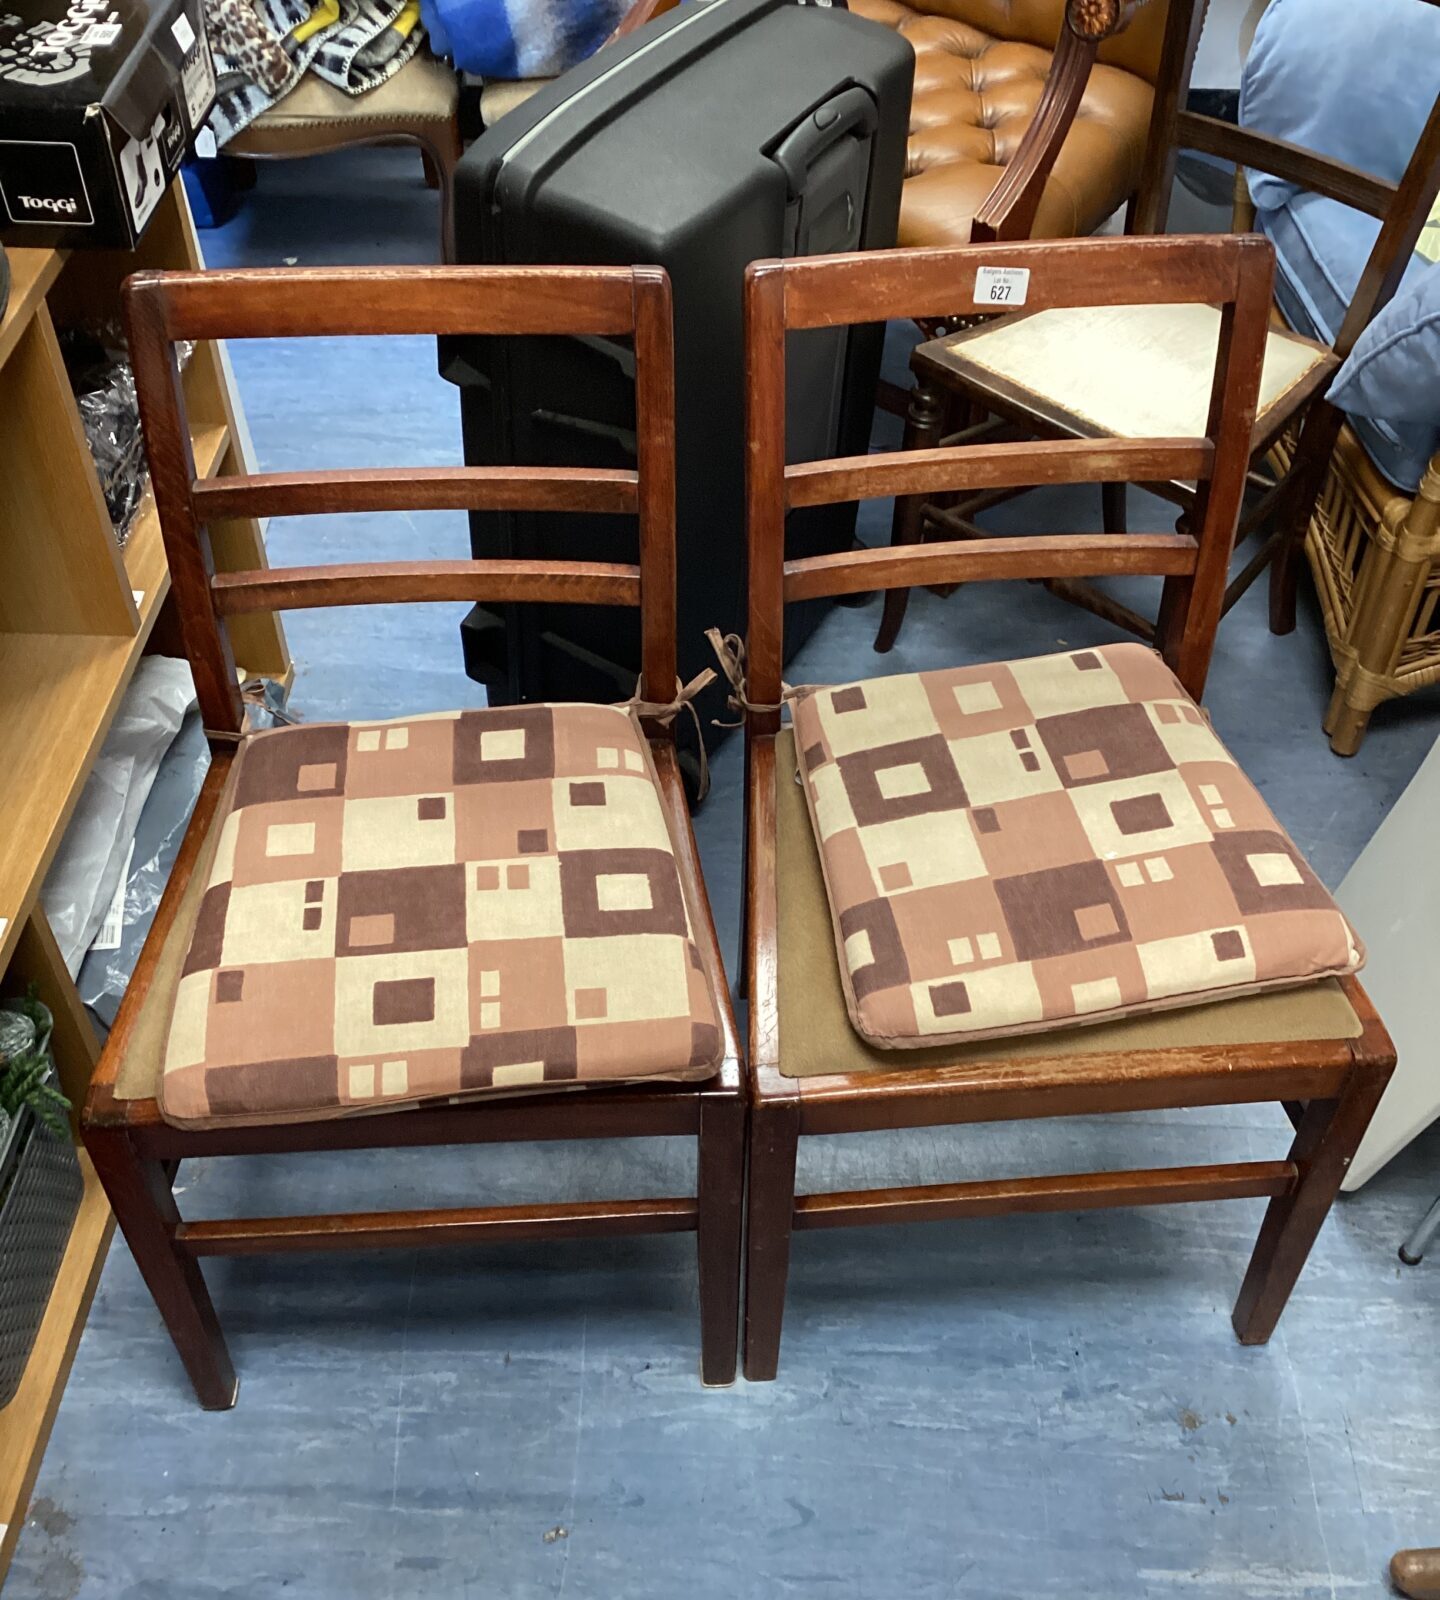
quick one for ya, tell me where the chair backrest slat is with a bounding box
[212,559,642,616]
[144,265,639,340]
[743,234,1273,728]
[124,263,675,742]
[783,533,1201,604]
[191,466,640,521]
[777,234,1251,331]
[785,436,1215,510]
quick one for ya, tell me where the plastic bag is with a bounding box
[42,658,197,977]
[60,327,193,544]
[80,677,293,1032]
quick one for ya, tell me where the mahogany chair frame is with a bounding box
[875,0,1440,652]
[83,264,744,1408]
[739,235,1395,1380]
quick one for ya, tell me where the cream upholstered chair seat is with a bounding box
[228,50,460,158]
[479,78,549,125]
[940,302,1332,440]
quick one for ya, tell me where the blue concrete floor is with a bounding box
[11,150,1440,1600]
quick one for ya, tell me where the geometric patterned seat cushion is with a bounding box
[790,644,1364,1049]
[160,703,722,1129]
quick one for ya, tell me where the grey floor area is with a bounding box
[12,152,1440,1600]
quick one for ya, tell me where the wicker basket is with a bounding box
[0,1009,84,1411]
[1271,423,1440,754]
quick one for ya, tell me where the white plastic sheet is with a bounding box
[41,656,196,976]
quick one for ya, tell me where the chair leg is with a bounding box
[742,1096,799,1381]
[1231,1064,1391,1345]
[1323,679,1378,758]
[86,1128,238,1410]
[696,1089,745,1386]
[874,382,945,654]
[1267,402,1344,636]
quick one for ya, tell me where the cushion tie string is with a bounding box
[704,628,797,725]
[621,667,717,800]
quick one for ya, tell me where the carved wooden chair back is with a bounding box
[745,234,1275,712]
[122,264,677,737]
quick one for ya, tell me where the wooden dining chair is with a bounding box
[738,234,1395,1380]
[872,6,1440,655]
[83,263,744,1407]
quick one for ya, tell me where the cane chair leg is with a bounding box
[742,1097,799,1381]
[1231,1064,1392,1345]
[696,1089,745,1385]
[87,1129,238,1409]
[875,383,946,654]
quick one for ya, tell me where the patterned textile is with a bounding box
[206,0,424,147]
[791,643,1364,1048]
[161,704,722,1128]
[419,0,627,79]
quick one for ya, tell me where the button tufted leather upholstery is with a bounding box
[850,0,1170,248]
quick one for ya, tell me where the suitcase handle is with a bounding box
[769,86,878,201]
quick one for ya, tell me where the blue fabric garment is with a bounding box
[1239,0,1440,490]
[1240,0,1440,212]
[421,0,628,79]
[1257,196,1437,490]
[1329,262,1440,461]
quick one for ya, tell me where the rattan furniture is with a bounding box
[736,233,1395,1380]
[1300,432,1440,753]
[82,262,744,1407]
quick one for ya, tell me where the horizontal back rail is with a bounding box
[785,436,1213,510]
[776,234,1262,330]
[783,533,1198,603]
[192,465,640,521]
[212,560,642,614]
[744,234,1275,718]
[139,265,638,341]
[124,262,678,739]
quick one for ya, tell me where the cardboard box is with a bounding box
[0,0,216,248]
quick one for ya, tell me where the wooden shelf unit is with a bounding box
[0,182,289,1587]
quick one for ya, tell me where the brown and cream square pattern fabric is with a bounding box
[791,643,1364,1049]
[160,704,723,1128]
